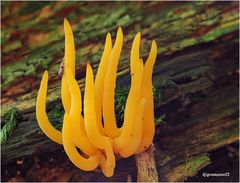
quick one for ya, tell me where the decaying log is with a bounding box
[1,1,239,182]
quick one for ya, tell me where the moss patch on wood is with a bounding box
[0,107,22,144]
[47,104,64,131]
[165,154,211,182]
[186,154,211,175]
[2,1,239,94]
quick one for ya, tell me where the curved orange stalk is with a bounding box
[118,98,146,158]
[130,32,141,73]
[113,34,142,152]
[103,27,123,138]
[94,33,112,135]
[62,114,100,171]
[84,64,116,177]
[136,40,157,153]
[36,71,62,144]
[66,67,97,156]
[61,18,76,113]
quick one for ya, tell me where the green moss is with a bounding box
[172,66,210,80]
[159,155,171,166]
[75,6,142,44]
[78,32,89,42]
[212,125,239,144]
[179,9,196,19]
[115,87,129,125]
[186,154,210,174]
[1,31,10,45]
[117,14,131,27]
[3,40,22,53]
[1,40,64,90]
[178,38,197,49]
[153,86,162,104]
[0,107,21,144]
[115,85,163,127]
[1,55,52,90]
[91,47,104,63]
[17,17,41,30]
[47,104,64,131]
[19,2,53,15]
[155,114,166,125]
[202,21,239,42]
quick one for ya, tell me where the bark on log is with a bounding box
[135,144,159,182]
[1,1,239,182]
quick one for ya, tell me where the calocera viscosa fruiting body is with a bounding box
[36,18,157,177]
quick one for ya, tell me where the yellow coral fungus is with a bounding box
[61,18,76,113]
[36,71,62,144]
[66,67,97,156]
[84,64,116,177]
[36,18,157,177]
[62,114,100,171]
[103,27,123,138]
[94,33,112,135]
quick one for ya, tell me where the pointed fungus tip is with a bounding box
[64,18,68,24]
[41,71,48,86]
[43,70,48,78]
[86,64,94,82]
[116,27,123,41]
[64,18,71,28]
[133,32,141,43]
[137,32,141,37]
[107,32,111,38]
[106,32,112,41]
[86,63,92,72]
[152,40,157,48]
[117,27,123,34]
